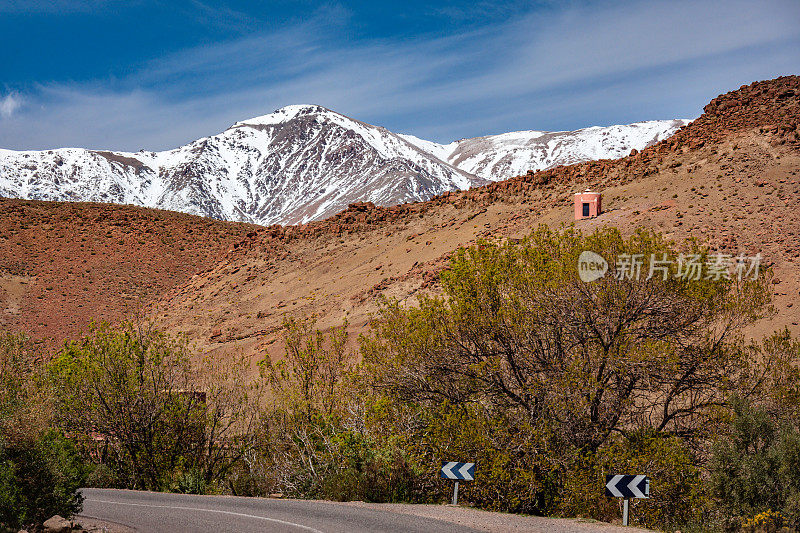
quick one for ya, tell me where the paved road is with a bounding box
[79,489,485,533]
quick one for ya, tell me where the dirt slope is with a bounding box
[152,77,800,364]
[0,199,258,349]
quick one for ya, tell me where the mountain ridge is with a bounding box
[399,118,690,179]
[0,105,687,225]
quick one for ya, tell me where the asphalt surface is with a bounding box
[79,489,486,533]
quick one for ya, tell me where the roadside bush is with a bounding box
[226,454,276,497]
[0,331,87,531]
[49,322,204,490]
[710,398,800,528]
[739,509,790,533]
[258,317,434,503]
[390,400,560,514]
[0,430,87,531]
[280,415,429,503]
[85,463,117,489]
[169,469,209,495]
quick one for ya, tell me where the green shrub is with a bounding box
[318,425,430,503]
[170,469,208,495]
[226,462,275,497]
[710,398,800,528]
[739,509,791,532]
[263,410,431,503]
[48,322,205,491]
[400,401,560,514]
[0,430,87,531]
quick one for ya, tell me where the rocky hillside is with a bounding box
[0,199,257,347]
[148,76,799,364]
[0,106,685,225]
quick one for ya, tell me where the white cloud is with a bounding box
[0,92,22,118]
[0,0,798,150]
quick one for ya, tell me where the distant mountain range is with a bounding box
[0,105,689,225]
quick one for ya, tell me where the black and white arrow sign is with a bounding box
[440,462,475,481]
[605,474,649,499]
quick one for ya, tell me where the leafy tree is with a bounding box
[258,317,355,495]
[50,322,202,490]
[49,321,263,492]
[256,317,430,502]
[194,351,266,488]
[262,316,351,419]
[362,226,772,452]
[0,332,40,432]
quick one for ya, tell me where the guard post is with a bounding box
[441,461,475,505]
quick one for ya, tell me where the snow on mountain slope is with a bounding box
[400,119,691,180]
[0,105,485,226]
[0,106,689,226]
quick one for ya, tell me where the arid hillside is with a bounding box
[0,200,258,349]
[1,77,798,361]
[152,76,800,363]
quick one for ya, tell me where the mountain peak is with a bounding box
[234,104,334,127]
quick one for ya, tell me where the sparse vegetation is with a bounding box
[229,226,788,530]
[0,225,797,531]
[350,226,776,527]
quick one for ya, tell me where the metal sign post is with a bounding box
[441,461,475,506]
[605,474,649,526]
[622,498,629,526]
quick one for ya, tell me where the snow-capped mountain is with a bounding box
[399,119,691,180]
[0,105,484,226]
[0,105,688,225]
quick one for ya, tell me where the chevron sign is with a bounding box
[605,474,649,499]
[440,462,475,481]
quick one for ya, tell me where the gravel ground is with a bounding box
[75,515,137,533]
[338,502,654,533]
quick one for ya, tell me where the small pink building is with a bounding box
[574,190,602,220]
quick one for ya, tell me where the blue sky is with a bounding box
[1,0,798,151]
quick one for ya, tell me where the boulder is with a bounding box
[43,515,72,533]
